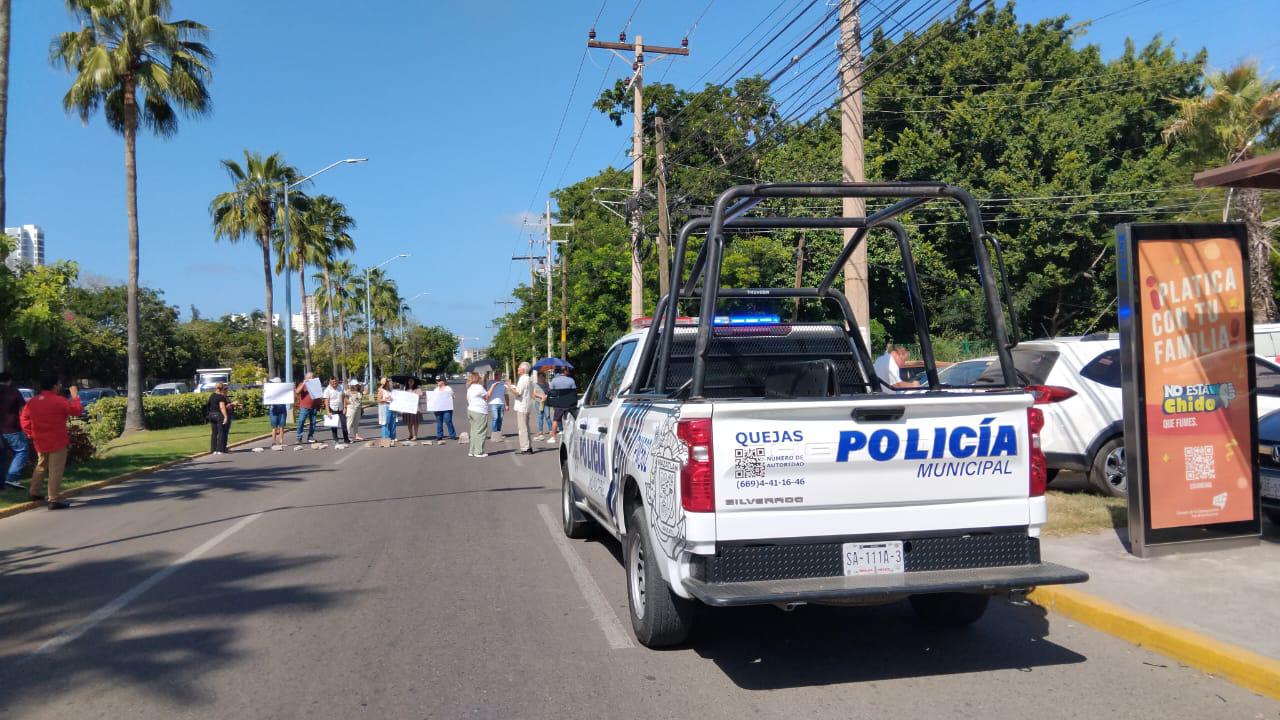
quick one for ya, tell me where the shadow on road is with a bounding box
[0,550,347,712]
[81,461,319,509]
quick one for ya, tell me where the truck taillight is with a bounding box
[1025,384,1076,404]
[677,418,715,512]
[1027,407,1047,497]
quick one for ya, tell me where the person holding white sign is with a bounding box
[295,372,319,444]
[430,376,457,444]
[322,377,349,444]
[377,377,398,445]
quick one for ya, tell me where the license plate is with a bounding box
[1263,474,1280,500]
[842,541,905,576]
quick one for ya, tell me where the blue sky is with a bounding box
[8,0,1278,347]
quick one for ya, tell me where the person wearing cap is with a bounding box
[267,377,288,450]
[345,379,365,441]
[432,376,457,444]
[19,377,82,509]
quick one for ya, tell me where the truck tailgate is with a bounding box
[711,393,1034,541]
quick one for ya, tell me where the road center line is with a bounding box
[536,503,635,650]
[27,510,265,659]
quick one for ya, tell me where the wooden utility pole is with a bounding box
[655,116,672,300]
[544,200,573,357]
[839,0,869,348]
[560,247,568,358]
[588,32,688,323]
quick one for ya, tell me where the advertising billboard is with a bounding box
[1116,223,1261,556]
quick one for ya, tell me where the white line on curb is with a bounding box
[536,503,635,650]
[27,511,265,659]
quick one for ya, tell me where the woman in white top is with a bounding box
[465,372,491,457]
[345,380,365,441]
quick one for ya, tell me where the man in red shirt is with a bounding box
[295,372,317,444]
[19,377,82,509]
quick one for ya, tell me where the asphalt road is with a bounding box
[1,401,1276,719]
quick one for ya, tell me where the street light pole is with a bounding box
[364,253,410,388]
[281,157,367,388]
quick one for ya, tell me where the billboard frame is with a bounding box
[1116,222,1261,558]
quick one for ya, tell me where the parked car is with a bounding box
[897,359,953,384]
[150,382,189,396]
[937,357,993,387]
[1257,410,1280,525]
[77,387,119,416]
[976,335,1280,497]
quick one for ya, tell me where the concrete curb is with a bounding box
[1029,584,1280,701]
[0,431,274,521]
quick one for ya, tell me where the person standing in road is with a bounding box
[207,382,234,454]
[432,376,457,445]
[19,377,82,509]
[404,377,422,441]
[377,377,398,445]
[0,372,30,490]
[323,377,349,444]
[547,368,576,445]
[466,372,490,457]
[534,369,551,441]
[513,362,535,454]
[345,379,365,441]
[267,376,288,451]
[874,344,915,389]
[486,371,508,441]
[295,372,318,444]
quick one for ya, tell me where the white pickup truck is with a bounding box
[558,182,1087,647]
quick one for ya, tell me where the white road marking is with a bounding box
[28,511,265,659]
[536,503,635,650]
[333,444,367,465]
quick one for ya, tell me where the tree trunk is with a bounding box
[1239,187,1277,322]
[323,267,339,379]
[260,230,276,378]
[336,289,349,378]
[299,265,313,374]
[0,0,10,231]
[122,89,145,433]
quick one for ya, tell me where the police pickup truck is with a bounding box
[558,183,1087,647]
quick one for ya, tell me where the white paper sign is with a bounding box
[426,388,454,412]
[304,378,323,400]
[389,390,419,414]
[263,382,294,406]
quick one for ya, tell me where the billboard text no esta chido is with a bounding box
[1117,223,1261,557]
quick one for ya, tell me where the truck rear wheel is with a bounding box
[909,592,990,627]
[625,505,694,647]
[561,462,591,539]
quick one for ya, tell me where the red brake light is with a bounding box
[1026,384,1077,404]
[677,418,715,512]
[1027,407,1046,497]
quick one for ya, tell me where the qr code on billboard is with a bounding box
[1184,445,1216,482]
[734,447,766,478]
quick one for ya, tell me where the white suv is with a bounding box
[975,335,1280,497]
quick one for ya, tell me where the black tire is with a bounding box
[1264,508,1280,527]
[909,592,990,627]
[561,461,591,539]
[625,504,695,647]
[1089,437,1127,498]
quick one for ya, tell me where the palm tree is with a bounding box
[1164,62,1280,321]
[210,151,296,378]
[304,196,356,378]
[52,0,213,432]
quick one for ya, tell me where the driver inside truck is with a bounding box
[874,344,917,389]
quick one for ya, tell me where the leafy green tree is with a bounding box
[52,0,213,432]
[0,256,78,376]
[210,150,297,379]
[1164,61,1280,321]
[61,284,191,384]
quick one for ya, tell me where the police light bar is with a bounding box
[712,314,781,326]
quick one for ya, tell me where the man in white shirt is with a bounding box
[513,362,535,454]
[874,345,914,389]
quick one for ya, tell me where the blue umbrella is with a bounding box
[533,357,573,370]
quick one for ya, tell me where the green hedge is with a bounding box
[87,390,267,447]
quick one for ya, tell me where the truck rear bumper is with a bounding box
[682,562,1088,607]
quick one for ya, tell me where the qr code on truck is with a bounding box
[734,447,766,478]
[1184,445,1215,482]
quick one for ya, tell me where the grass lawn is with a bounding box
[0,416,272,511]
[1044,489,1127,536]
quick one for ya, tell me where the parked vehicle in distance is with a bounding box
[1253,322,1280,364]
[975,335,1280,497]
[1256,410,1280,525]
[77,387,119,416]
[150,382,189,396]
[18,387,33,401]
[898,359,952,384]
[937,357,993,387]
[194,367,233,392]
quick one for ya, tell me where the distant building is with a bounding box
[461,347,488,364]
[293,294,323,344]
[4,224,44,270]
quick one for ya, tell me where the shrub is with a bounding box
[88,396,126,439]
[66,420,96,463]
[229,388,265,418]
[85,389,266,445]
